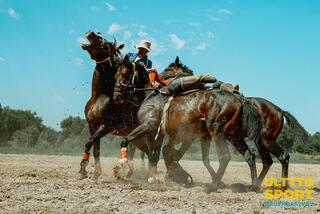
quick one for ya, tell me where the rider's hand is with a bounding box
[151,81,160,89]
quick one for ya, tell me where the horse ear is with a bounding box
[175,56,180,65]
[117,44,125,51]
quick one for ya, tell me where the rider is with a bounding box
[125,40,180,89]
[125,39,152,72]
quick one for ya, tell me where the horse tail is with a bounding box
[241,100,264,142]
[283,111,309,144]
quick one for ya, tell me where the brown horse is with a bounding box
[113,57,264,192]
[78,32,161,182]
[248,98,308,188]
[167,62,309,189]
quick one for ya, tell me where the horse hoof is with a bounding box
[218,181,228,189]
[91,174,99,184]
[78,169,88,180]
[148,177,156,184]
[78,174,88,180]
[204,184,218,194]
[183,175,193,188]
[251,185,260,192]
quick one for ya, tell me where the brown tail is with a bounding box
[283,111,309,144]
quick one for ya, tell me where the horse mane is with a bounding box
[159,62,194,80]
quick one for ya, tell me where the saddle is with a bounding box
[165,75,216,96]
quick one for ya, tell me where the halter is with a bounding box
[95,42,120,67]
[95,56,112,65]
[114,62,139,96]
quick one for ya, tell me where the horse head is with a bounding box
[81,31,124,65]
[160,56,194,80]
[113,55,150,104]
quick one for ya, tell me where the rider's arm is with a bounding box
[148,69,160,83]
[161,78,174,86]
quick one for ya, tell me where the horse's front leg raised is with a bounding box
[117,120,160,181]
[119,120,157,162]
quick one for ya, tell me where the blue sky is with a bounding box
[0,0,319,133]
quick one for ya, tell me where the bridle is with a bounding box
[114,62,160,104]
[95,56,112,65]
[94,42,120,67]
[113,62,137,99]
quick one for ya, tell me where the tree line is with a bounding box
[0,104,319,158]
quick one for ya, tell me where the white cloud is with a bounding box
[0,56,5,62]
[105,2,115,12]
[138,30,148,38]
[149,39,166,56]
[8,8,20,20]
[123,31,132,40]
[72,57,84,66]
[219,9,232,15]
[169,34,186,50]
[76,37,87,45]
[195,42,206,50]
[209,15,219,22]
[107,23,122,35]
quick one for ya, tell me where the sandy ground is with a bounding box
[0,154,319,214]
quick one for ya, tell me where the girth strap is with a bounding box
[154,96,174,142]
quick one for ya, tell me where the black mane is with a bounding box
[159,61,194,80]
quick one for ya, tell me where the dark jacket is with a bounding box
[126,53,152,69]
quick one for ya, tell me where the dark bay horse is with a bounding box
[248,97,308,188]
[167,62,309,189]
[78,32,160,182]
[113,57,264,192]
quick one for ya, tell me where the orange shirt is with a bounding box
[148,69,174,86]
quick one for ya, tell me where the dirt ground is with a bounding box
[0,154,319,214]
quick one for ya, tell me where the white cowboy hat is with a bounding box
[134,40,152,52]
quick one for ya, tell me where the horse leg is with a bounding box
[148,134,163,177]
[163,138,194,186]
[206,135,231,193]
[140,150,146,169]
[127,143,136,162]
[268,142,290,189]
[126,143,136,177]
[200,138,217,185]
[119,119,157,162]
[79,125,95,179]
[92,125,109,182]
[229,137,259,191]
[255,137,273,188]
[92,139,101,183]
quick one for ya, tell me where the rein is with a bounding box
[116,83,159,93]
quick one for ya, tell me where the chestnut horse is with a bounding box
[78,32,161,182]
[166,62,309,189]
[113,57,264,192]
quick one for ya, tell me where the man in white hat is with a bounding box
[126,40,152,70]
[125,40,166,88]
